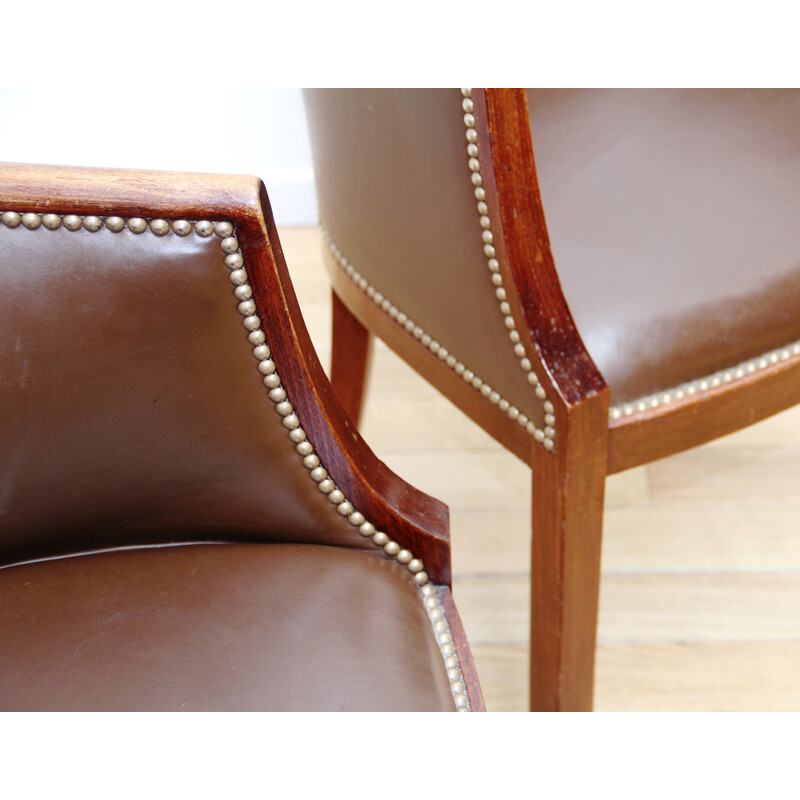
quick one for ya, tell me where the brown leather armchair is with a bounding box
[0,162,483,711]
[303,88,800,711]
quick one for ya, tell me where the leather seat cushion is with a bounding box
[527,89,800,404]
[0,541,455,711]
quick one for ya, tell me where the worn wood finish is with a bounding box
[330,289,373,425]
[0,162,263,220]
[479,90,610,710]
[478,89,606,408]
[243,182,454,584]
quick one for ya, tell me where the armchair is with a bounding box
[0,162,483,711]
[303,88,800,711]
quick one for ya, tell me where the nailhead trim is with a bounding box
[320,90,557,450]
[321,227,555,452]
[0,208,470,711]
[461,88,554,450]
[609,340,800,420]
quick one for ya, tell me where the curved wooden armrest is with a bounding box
[478,90,608,414]
[246,180,452,582]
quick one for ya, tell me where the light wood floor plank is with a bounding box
[456,573,800,645]
[473,643,800,712]
[595,643,800,712]
[453,506,800,577]
[649,447,800,508]
[602,507,800,572]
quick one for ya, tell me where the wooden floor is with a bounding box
[281,226,800,712]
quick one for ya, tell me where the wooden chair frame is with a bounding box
[322,89,800,710]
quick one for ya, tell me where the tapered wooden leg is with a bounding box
[331,289,373,426]
[529,398,608,711]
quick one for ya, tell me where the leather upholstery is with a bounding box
[303,88,546,427]
[0,188,465,712]
[0,542,454,711]
[0,222,369,564]
[527,88,800,404]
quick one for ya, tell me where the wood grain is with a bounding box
[455,572,800,644]
[472,644,800,712]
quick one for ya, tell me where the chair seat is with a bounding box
[0,541,456,711]
[527,88,800,405]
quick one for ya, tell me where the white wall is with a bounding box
[0,89,317,226]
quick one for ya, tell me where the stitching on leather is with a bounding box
[609,341,800,421]
[0,209,471,711]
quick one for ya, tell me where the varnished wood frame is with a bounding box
[322,88,800,711]
[0,162,485,712]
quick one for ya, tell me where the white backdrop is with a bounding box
[0,89,317,227]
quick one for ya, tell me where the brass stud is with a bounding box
[172,220,192,236]
[127,217,147,234]
[42,214,62,230]
[1,211,21,227]
[384,541,401,556]
[235,284,253,302]
[83,216,103,232]
[220,236,239,254]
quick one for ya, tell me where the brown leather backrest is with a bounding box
[303,89,546,428]
[0,166,375,565]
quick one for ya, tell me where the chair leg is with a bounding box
[331,289,373,426]
[528,406,608,711]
